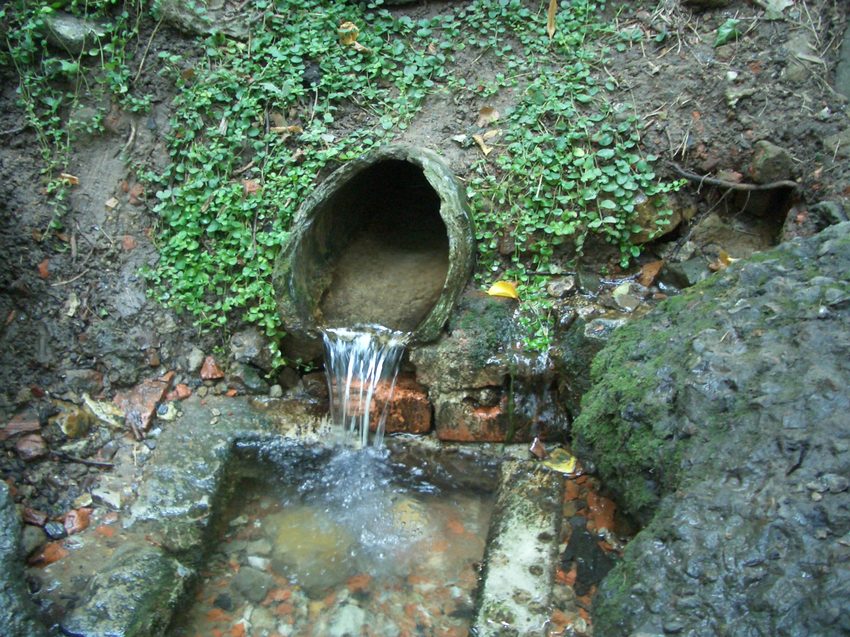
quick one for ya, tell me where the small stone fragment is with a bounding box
[16,434,48,461]
[749,140,794,184]
[547,276,577,298]
[269,384,283,398]
[64,508,92,535]
[0,412,41,441]
[187,347,205,372]
[29,541,69,566]
[200,355,225,380]
[23,507,48,526]
[44,521,67,540]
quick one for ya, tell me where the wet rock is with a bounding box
[230,327,274,371]
[547,276,577,298]
[0,483,50,637]
[232,566,276,604]
[19,524,46,559]
[552,315,628,418]
[213,592,234,611]
[42,12,107,55]
[92,482,123,510]
[63,508,91,535]
[659,256,710,288]
[15,434,48,461]
[226,362,270,395]
[612,281,642,313]
[575,222,850,636]
[61,543,191,637]
[43,521,67,540]
[576,269,601,294]
[269,384,284,398]
[113,372,174,433]
[749,140,794,184]
[631,192,682,243]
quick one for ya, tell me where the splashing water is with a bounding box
[321,324,408,448]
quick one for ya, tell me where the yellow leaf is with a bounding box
[487,280,519,300]
[472,133,492,156]
[547,0,557,39]
[59,172,80,186]
[337,21,359,46]
[481,128,502,141]
[542,448,579,474]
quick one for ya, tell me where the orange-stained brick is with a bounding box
[211,630,223,637]
[431,538,449,553]
[586,490,616,533]
[29,541,68,566]
[230,623,246,637]
[226,388,238,397]
[564,479,581,502]
[555,566,577,587]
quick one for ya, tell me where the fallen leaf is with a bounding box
[83,393,125,429]
[472,133,492,156]
[481,128,502,141]
[547,0,557,39]
[487,280,519,300]
[709,249,738,271]
[338,21,370,53]
[59,172,79,186]
[269,124,303,135]
[637,260,664,287]
[542,448,580,475]
[104,196,119,210]
[122,235,137,251]
[476,106,500,127]
[65,292,80,318]
[242,179,261,196]
[128,182,145,205]
[37,259,50,279]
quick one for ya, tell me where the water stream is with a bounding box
[321,324,408,449]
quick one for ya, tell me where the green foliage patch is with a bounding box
[4,0,681,365]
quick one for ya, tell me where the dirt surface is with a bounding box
[1,0,848,600]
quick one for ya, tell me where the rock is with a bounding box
[631,192,682,243]
[659,257,710,288]
[43,520,67,540]
[0,483,51,636]
[269,384,284,398]
[200,355,225,380]
[61,368,104,395]
[42,12,107,55]
[187,347,205,372]
[612,281,642,313]
[230,327,274,371]
[0,413,40,441]
[575,222,850,636]
[92,483,123,510]
[15,434,48,461]
[552,315,628,418]
[113,372,174,433]
[576,269,601,294]
[231,566,276,604]
[560,517,617,596]
[61,543,191,637]
[822,127,850,158]
[547,275,577,298]
[226,362,269,395]
[19,524,46,559]
[327,603,367,637]
[749,140,794,184]
[156,0,249,38]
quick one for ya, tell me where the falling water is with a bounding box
[321,324,408,448]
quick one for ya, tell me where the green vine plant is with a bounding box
[1,0,148,231]
[4,0,682,366]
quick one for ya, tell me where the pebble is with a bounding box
[269,384,283,398]
[211,408,222,417]
[44,521,67,540]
